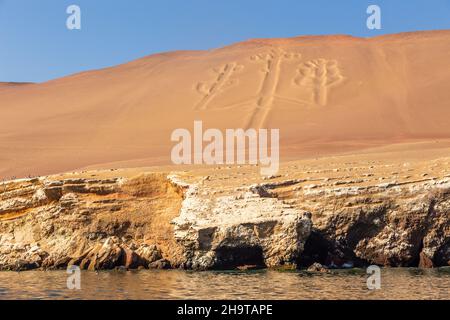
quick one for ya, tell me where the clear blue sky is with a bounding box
[1,0,450,83]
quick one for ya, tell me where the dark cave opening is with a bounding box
[297,229,369,268]
[297,230,331,267]
[213,246,266,270]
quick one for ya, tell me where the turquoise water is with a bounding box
[0,268,449,300]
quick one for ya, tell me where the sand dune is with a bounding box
[1,30,450,178]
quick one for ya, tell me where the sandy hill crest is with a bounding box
[1,29,450,178]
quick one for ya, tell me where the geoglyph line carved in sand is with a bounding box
[194,62,244,111]
[294,59,344,106]
[245,49,302,129]
[193,53,345,128]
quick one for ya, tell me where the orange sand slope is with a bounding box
[1,30,450,178]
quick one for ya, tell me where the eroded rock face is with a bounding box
[171,178,312,270]
[263,174,450,268]
[0,163,449,271]
[0,173,182,271]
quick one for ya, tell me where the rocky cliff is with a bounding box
[0,153,449,271]
[170,175,312,270]
[0,173,184,270]
[254,172,450,268]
